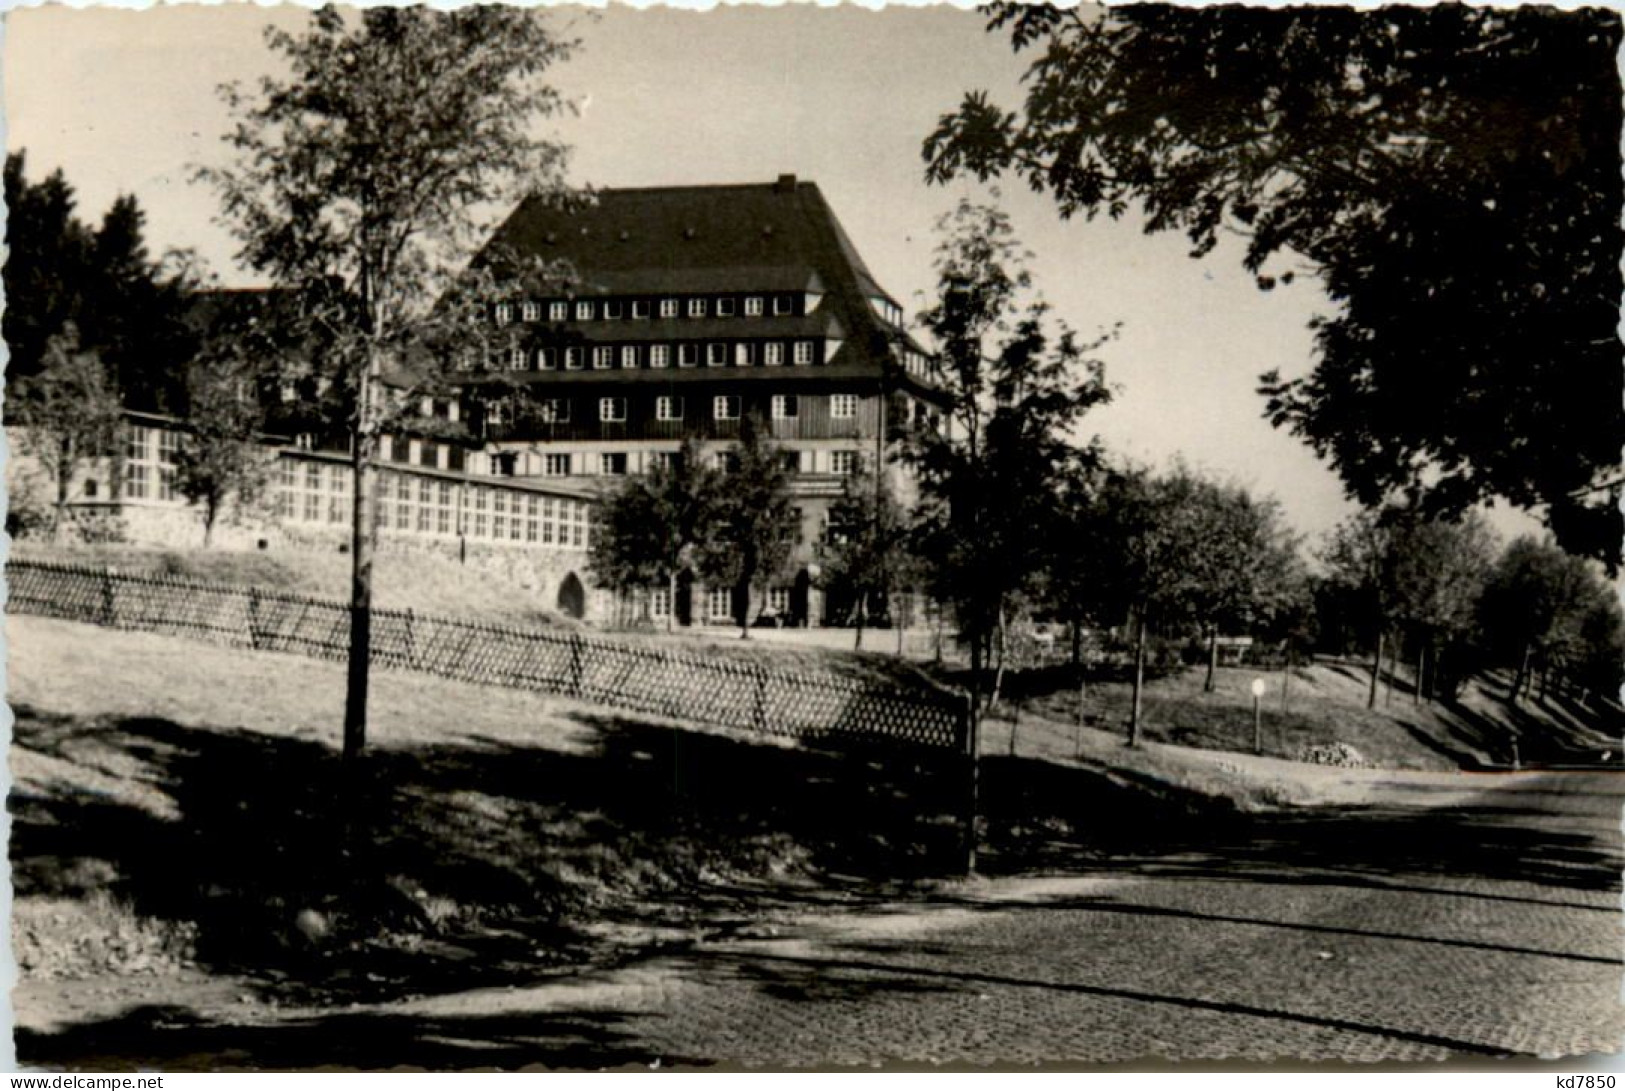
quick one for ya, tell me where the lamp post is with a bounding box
[1251,677,1266,756]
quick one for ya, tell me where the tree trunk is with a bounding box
[1204,625,1219,693]
[1280,646,1292,714]
[666,570,677,634]
[1071,622,1083,670]
[203,500,218,549]
[1384,630,1397,707]
[52,437,72,542]
[1414,638,1425,707]
[968,620,985,724]
[342,424,379,769]
[1511,641,1533,701]
[854,590,866,652]
[988,607,1009,714]
[1129,610,1147,747]
[1367,628,1384,710]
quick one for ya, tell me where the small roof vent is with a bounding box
[774,173,797,193]
[618,230,630,242]
[683,226,698,240]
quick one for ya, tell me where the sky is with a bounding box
[2,2,1546,549]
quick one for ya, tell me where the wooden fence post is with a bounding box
[247,587,262,650]
[753,663,769,734]
[962,691,980,876]
[404,608,418,671]
[570,633,585,699]
[100,569,117,629]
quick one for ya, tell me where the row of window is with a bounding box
[273,461,589,547]
[494,294,804,326]
[462,339,827,373]
[524,392,861,426]
[536,448,862,478]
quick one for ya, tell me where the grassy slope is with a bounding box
[11,541,567,627]
[8,542,934,689]
[7,615,972,1002]
[994,659,1622,772]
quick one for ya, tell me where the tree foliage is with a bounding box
[701,416,802,638]
[4,153,195,412]
[1478,536,1614,702]
[924,4,1623,566]
[817,464,912,650]
[10,325,126,537]
[909,195,1113,711]
[588,438,720,630]
[200,4,578,761]
[172,333,274,548]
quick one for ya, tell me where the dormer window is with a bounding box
[678,344,699,368]
[549,301,568,321]
[660,298,679,318]
[564,347,583,370]
[793,340,815,366]
[575,301,594,321]
[772,295,794,316]
[687,298,707,318]
[592,346,613,370]
[717,297,736,318]
[495,303,514,324]
[650,345,671,369]
[706,343,728,367]
[538,348,557,371]
[764,343,784,367]
[632,300,650,319]
[745,296,764,317]
[508,346,526,370]
[521,301,541,322]
[735,343,754,367]
[605,300,624,320]
[621,345,639,369]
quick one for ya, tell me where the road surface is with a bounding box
[18,767,1622,1068]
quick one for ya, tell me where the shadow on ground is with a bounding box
[13,698,1622,1069]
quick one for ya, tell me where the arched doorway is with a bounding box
[556,572,586,620]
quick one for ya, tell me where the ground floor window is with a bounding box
[705,586,732,621]
[650,588,671,620]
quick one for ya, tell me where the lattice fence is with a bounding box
[7,560,970,752]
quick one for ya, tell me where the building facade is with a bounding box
[456,175,948,626]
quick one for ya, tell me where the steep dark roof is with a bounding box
[472,177,910,372]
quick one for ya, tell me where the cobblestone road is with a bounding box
[393,768,1624,1066]
[17,768,1622,1069]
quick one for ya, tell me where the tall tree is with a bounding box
[588,438,719,632]
[1080,465,1209,744]
[10,325,126,538]
[171,343,273,548]
[1386,513,1498,702]
[200,5,577,765]
[4,153,92,384]
[817,464,911,651]
[909,195,1113,720]
[1478,537,1601,703]
[1321,510,1398,710]
[924,4,1623,568]
[4,153,199,411]
[703,416,801,640]
[1182,478,1301,693]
